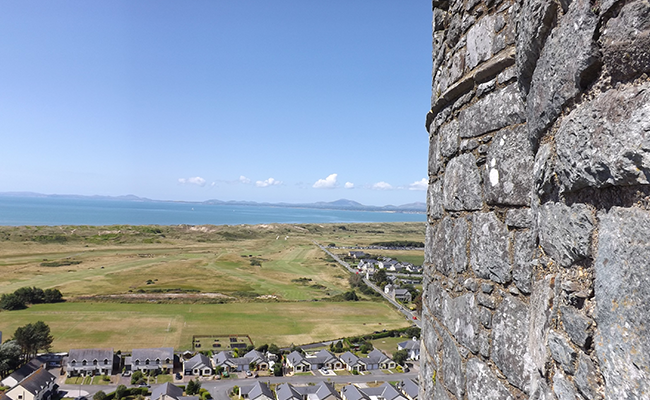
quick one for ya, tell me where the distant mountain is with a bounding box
[0,192,426,213]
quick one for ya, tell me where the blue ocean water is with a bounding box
[0,197,426,226]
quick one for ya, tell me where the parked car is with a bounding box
[138,383,150,388]
[245,371,252,377]
[175,373,182,380]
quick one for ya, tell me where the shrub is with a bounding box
[93,391,107,400]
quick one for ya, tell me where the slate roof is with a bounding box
[151,382,183,400]
[339,351,362,367]
[2,359,44,386]
[307,350,338,365]
[68,348,113,363]
[358,383,406,400]
[131,347,174,363]
[285,351,308,366]
[364,349,390,364]
[245,382,274,400]
[15,368,56,395]
[276,382,340,400]
[400,379,419,399]
[341,385,368,400]
[275,383,302,400]
[397,340,420,351]
[184,353,211,370]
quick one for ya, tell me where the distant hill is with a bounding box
[0,192,426,213]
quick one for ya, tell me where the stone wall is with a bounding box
[420,0,650,398]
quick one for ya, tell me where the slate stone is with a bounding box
[470,212,512,283]
[466,358,514,400]
[538,202,595,267]
[427,180,445,221]
[466,15,496,70]
[529,380,555,400]
[527,0,600,142]
[575,353,603,400]
[441,329,465,398]
[479,329,490,358]
[497,67,516,85]
[548,330,577,375]
[481,283,494,294]
[555,83,650,193]
[594,207,650,399]
[512,230,536,294]
[477,292,498,309]
[479,306,492,328]
[424,224,435,266]
[425,280,449,325]
[515,0,558,93]
[421,312,441,370]
[430,217,454,276]
[458,84,526,138]
[429,131,441,176]
[601,1,650,81]
[439,119,460,159]
[527,276,555,382]
[560,306,592,349]
[505,208,533,228]
[492,295,529,392]
[553,371,579,400]
[483,125,534,206]
[418,347,436,399]
[450,217,469,274]
[533,143,554,197]
[445,293,480,354]
[464,278,478,292]
[443,154,484,211]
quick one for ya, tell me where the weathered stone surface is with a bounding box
[421,311,441,370]
[555,83,650,193]
[513,230,535,294]
[538,202,595,267]
[458,84,526,138]
[481,283,494,294]
[445,293,480,354]
[560,306,592,349]
[418,347,436,399]
[515,0,558,93]
[425,280,450,325]
[443,154,484,211]
[529,380,554,400]
[575,353,603,400]
[439,119,460,159]
[553,371,579,400]
[433,380,452,400]
[441,329,465,398]
[470,212,511,283]
[429,131,441,176]
[466,358,514,400]
[478,329,490,358]
[497,67,516,85]
[533,143,554,197]
[548,330,577,375]
[527,276,555,383]
[466,15,496,70]
[477,292,498,309]
[479,306,492,328]
[527,0,600,142]
[595,207,650,399]
[450,217,469,274]
[483,125,534,206]
[424,224,434,266]
[431,217,454,276]
[492,295,529,392]
[601,1,650,81]
[506,208,533,228]
[427,180,445,221]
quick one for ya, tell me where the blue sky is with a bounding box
[0,1,432,206]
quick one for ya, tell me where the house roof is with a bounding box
[151,382,183,400]
[364,349,390,364]
[243,350,266,363]
[184,353,211,370]
[247,382,274,400]
[393,289,411,296]
[397,340,420,351]
[360,383,405,400]
[341,385,369,400]
[278,382,340,400]
[275,383,302,400]
[68,348,113,363]
[286,351,307,366]
[131,348,174,363]
[339,351,362,367]
[14,368,55,396]
[400,379,419,399]
[307,350,338,365]
[3,359,44,386]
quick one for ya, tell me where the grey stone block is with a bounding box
[479,306,492,328]
[555,83,650,193]
[483,125,534,206]
[481,283,494,294]
[439,119,460,159]
[430,217,454,276]
[575,353,603,400]
[595,207,650,399]
[527,276,555,381]
[515,0,558,93]
[479,329,490,358]
[553,371,579,400]
[427,180,445,221]
[443,154,484,211]
[538,202,595,267]
[533,143,554,197]
[513,230,536,294]
[450,217,469,274]
[548,330,577,375]
[527,0,600,142]
[466,358,514,400]
[492,295,529,392]
[466,15,496,70]
[505,208,533,228]
[458,84,526,138]
[477,292,498,309]
[445,293,480,354]
[560,306,592,349]
[441,329,465,399]
[470,212,512,284]
[429,132,441,176]
[601,2,650,81]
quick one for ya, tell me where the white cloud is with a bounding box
[256,177,282,187]
[409,178,428,191]
[313,173,338,189]
[372,181,393,190]
[239,175,251,184]
[344,182,354,189]
[178,176,206,186]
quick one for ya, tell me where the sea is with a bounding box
[0,196,426,226]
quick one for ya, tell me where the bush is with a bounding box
[115,385,127,400]
[93,391,107,400]
[131,370,144,385]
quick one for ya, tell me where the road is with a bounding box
[59,371,419,400]
[313,242,422,328]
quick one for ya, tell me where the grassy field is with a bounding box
[0,222,423,350]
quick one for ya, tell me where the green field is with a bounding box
[0,222,423,350]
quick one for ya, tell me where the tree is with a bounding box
[93,391,107,400]
[272,362,283,376]
[267,344,280,358]
[334,341,343,352]
[131,370,144,385]
[115,385,128,400]
[249,361,257,371]
[245,344,255,352]
[413,293,423,315]
[348,273,363,287]
[13,321,53,359]
[393,349,409,366]
[343,290,358,301]
[359,342,373,354]
[0,293,26,311]
[43,289,64,303]
[0,340,21,378]
[372,270,388,287]
[186,379,201,395]
[255,344,268,353]
[215,366,224,375]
